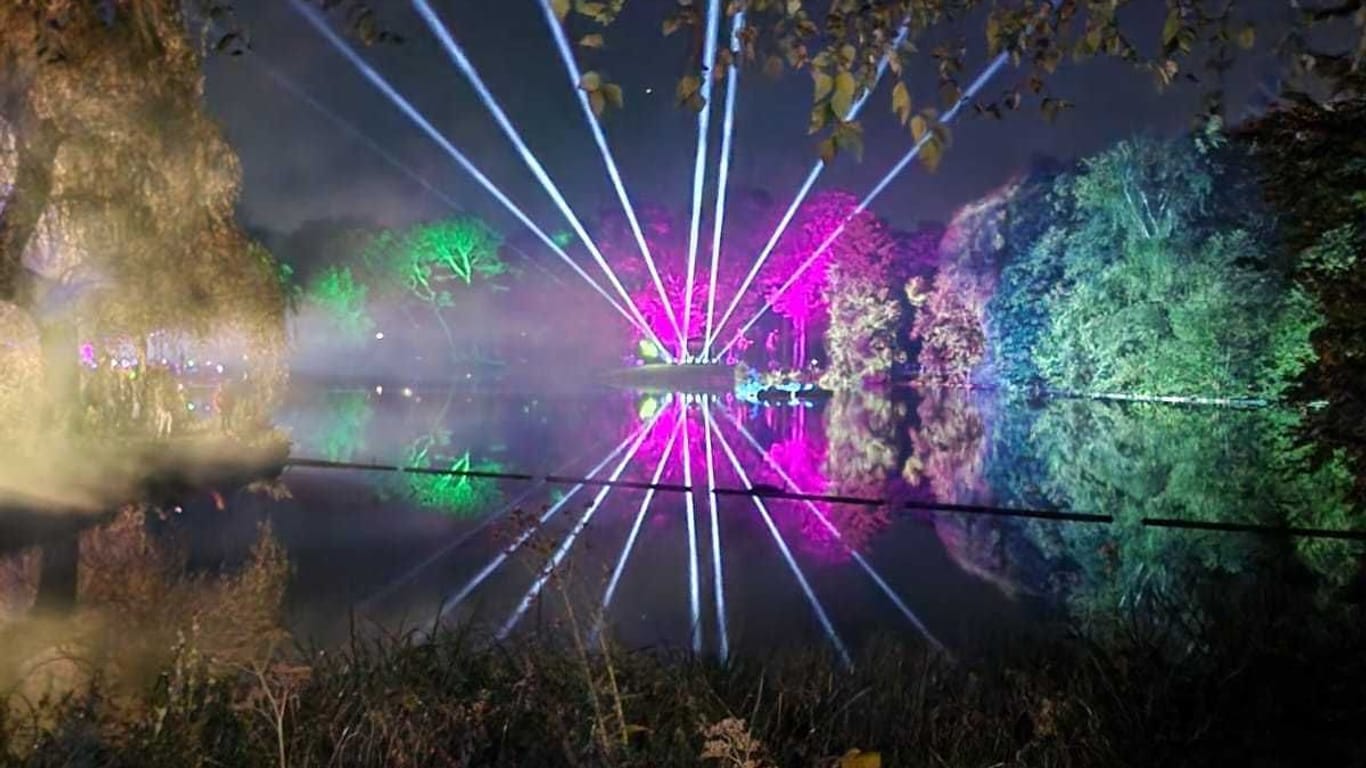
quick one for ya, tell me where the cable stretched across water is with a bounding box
[284,456,1366,542]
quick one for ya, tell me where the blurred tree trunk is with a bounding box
[0,70,58,306]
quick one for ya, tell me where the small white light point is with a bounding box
[375,385,384,395]
[375,331,385,340]
[402,387,413,398]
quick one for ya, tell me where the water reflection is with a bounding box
[268,381,1362,655]
[2,381,1359,666]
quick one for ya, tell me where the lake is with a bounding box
[151,377,1360,660]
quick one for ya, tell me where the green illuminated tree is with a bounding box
[823,389,899,499]
[406,217,506,287]
[817,199,901,390]
[303,265,373,344]
[358,217,506,358]
[1237,94,1366,497]
[382,432,505,518]
[1032,135,1317,401]
[315,391,373,463]
[1020,400,1359,627]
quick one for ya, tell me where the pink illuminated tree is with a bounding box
[597,203,763,356]
[762,191,855,367]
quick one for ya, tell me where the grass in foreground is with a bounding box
[4,570,1365,768]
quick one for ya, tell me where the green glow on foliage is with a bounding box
[362,218,507,309]
[637,395,662,421]
[404,447,505,518]
[552,230,574,248]
[637,338,662,360]
[407,217,506,286]
[305,265,373,341]
[317,391,373,463]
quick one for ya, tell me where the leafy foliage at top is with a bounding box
[553,0,1365,164]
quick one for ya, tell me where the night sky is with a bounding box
[204,0,1282,240]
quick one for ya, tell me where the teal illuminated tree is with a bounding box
[1032,135,1318,400]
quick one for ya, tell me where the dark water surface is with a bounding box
[171,379,1362,659]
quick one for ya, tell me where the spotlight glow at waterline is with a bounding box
[702,22,911,358]
[287,0,649,352]
[723,412,943,650]
[535,0,684,351]
[680,0,724,360]
[716,48,1017,359]
[496,413,662,640]
[408,0,670,358]
[700,12,746,367]
[708,409,852,669]
[437,422,648,620]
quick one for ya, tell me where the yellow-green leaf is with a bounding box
[813,71,834,102]
[602,82,623,109]
[1237,25,1256,50]
[579,71,603,92]
[551,0,570,21]
[892,81,911,124]
[818,136,837,164]
[677,74,700,102]
[831,70,856,119]
[579,33,604,49]
[1162,11,1182,48]
[839,750,882,768]
[576,1,606,19]
[662,17,680,36]
[588,90,606,116]
[833,120,863,161]
[808,102,829,134]
[786,0,801,16]
[932,121,953,149]
[910,114,928,143]
[920,136,943,172]
[939,80,961,109]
